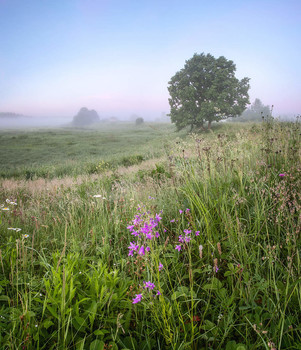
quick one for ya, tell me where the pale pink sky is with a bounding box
[1,0,300,119]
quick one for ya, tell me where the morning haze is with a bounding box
[1,1,301,349]
[1,0,300,125]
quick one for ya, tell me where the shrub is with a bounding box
[135,117,144,125]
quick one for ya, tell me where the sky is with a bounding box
[0,0,300,120]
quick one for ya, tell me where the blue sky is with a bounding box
[0,0,300,119]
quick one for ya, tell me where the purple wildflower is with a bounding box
[155,214,162,222]
[138,246,145,256]
[131,230,139,237]
[159,262,163,271]
[195,231,200,236]
[170,219,175,223]
[181,229,191,243]
[128,242,139,256]
[132,294,143,304]
[146,246,151,252]
[184,235,191,243]
[175,245,181,252]
[144,281,155,290]
[279,173,285,177]
[128,242,139,251]
[183,229,192,235]
[133,217,141,225]
[178,235,184,243]
[186,208,190,213]
[156,290,161,296]
[179,209,183,214]
[155,231,160,238]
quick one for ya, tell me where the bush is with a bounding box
[135,117,144,125]
[121,154,144,167]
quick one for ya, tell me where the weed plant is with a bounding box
[0,120,300,349]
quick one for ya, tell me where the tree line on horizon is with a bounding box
[2,51,274,128]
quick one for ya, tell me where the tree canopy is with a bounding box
[135,117,144,125]
[72,107,100,126]
[168,53,250,130]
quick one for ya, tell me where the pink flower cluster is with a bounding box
[175,229,200,251]
[127,209,162,257]
[132,294,143,304]
[132,280,161,304]
[127,206,165,305]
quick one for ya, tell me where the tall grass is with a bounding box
[0,120,300,349]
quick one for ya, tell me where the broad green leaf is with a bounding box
[90,339,104,350]
[202,320,216,330]
[73,316,87,331]
[46,305,58,319]
[236,345,247,350]
[76,338,86,350]
[225,340,237,350]
[43,319,54,329]
[93,329,109,336]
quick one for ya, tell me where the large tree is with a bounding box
[168,53,250,130]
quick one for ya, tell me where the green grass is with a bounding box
[0,122,181,179]
[0,120,300,349]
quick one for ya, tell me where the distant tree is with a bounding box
[168,53,250,131]
[0,112,24,118]
[135,117,144,125]
[250,98,271,116]
[236,99,271,122]
[72,107,100,126]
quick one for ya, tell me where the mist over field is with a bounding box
[0,115,69,129]
[0,111,296,130]
[0,113,171,129]
[0,1,300,349]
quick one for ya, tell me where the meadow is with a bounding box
[0,120,300,350]
[0,123,181,179]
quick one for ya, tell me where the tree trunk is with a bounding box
[208,121,212,130]
[195,120,205,132]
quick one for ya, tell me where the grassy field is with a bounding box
[0,120,300,349]
[0,123,182,179]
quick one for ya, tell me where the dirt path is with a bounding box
[0,157,164,195]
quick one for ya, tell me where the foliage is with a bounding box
[72,107,100,126]
[121,154,144,167]
[0,120,300,349]
[168,53,250,131]
[135,117,144,126]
